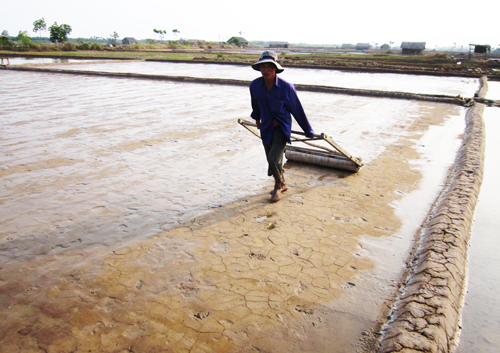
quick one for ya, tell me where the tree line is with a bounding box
[3,18,187,46]
[32,18,72,44]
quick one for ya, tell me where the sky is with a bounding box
[2,0,499,48]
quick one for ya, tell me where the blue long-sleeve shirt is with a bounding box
[250,76,314,146]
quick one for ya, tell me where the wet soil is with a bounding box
[0,66,471,352]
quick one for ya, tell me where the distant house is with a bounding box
[341,43,354,49]
[472,44,491,54]
[184,39,206,45]
[269,41,289,48]
[122,37,136,45]
[401,42,426,55]
[227,36,248,46]
[355,43,371,50]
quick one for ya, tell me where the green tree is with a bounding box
[2,30,9,37]
[33,18,46,42]
[153,28,166,42]
[0,37,14,51]
[18,30,33,48]
[172,29,180,39]
[229,37,242,47]
[109,31,119,45]
[49,22,72,44]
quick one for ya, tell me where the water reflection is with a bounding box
[486,80,500,100]
[2,69,443,262]
[5,57,114,65]
[37,60,480,97]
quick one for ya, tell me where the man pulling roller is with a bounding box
[249,51,315,202]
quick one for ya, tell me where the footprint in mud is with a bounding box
[249,252,266,260]
[193,311,210,320]
[341,282,356,289]
[265,222,276,230]
[295,305,314,315]
[179,281,200,297]
[254,212,275,223]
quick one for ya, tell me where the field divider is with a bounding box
[3,65,478,106]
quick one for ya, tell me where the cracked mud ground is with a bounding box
[0,70,465,352]
[1,160,406,353]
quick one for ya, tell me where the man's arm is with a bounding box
[250,84,261,128]
[287,86,315,137]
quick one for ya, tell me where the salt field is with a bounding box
[0,60,494,352]
[36,60,480,97]
[4,57,109,65]
[0,68,466,261]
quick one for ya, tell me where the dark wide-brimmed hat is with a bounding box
[252,51,284,73]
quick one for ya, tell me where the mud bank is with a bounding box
[378,82,486,352]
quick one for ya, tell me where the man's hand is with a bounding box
[255,119,261,129]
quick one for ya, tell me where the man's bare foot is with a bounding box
[281,173,287,192]
[271,175,287,195]
[270,187,281,202]
[270,183,287,194]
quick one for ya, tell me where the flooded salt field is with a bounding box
[0,68,466,261]
[455,82,500,353]
[4,57,108,65]
[485,80,500,100]
[35,60,480,97]
[0,62,478,352]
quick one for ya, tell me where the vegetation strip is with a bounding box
[2,49,499,80]
[378,85,486,352]
[3,66,474,106]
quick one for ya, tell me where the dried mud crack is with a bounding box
[378,80,486,352]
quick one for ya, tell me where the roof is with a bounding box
[401,42,426,49]
[228,36,248,43]
[470,44,491,49]
[356,43,370,49]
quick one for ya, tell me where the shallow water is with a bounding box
[36,60,480,97]
[5,57,106,65]
[485,79,500,100]
[0,61,475,351]
[2,68,455,264]
[455,82,500,353]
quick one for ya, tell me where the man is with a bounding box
[250,51,315,202]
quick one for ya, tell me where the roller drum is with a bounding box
[285,146,360,172]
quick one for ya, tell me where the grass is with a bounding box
[2,47,499,77]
